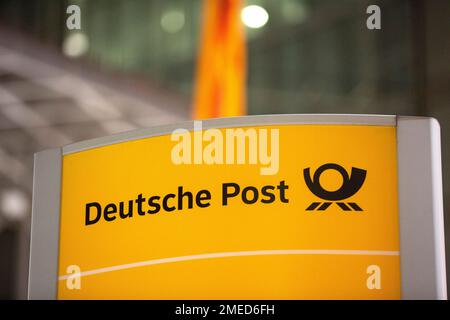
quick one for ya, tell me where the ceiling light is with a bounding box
[241,5,269,29]
[1,189,28,222]
[63,32,89,58]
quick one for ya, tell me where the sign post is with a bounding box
[28,115,446,299]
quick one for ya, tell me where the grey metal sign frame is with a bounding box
[27,114,447,300]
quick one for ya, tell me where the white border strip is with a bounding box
[58,249,400,280]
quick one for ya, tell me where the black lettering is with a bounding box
[135,194,146,215]
[163,194,176,212]
[84,184,220,226]
[242,186,258,204]
[278,180,289,203]
[178,186,193,210]
[148,196,160,214]
[119,200,133,219]
[196,190,211,208]
[261,185,276,203]
[222,183,240,205]
[104,203,117,222]
[85,202,102,225]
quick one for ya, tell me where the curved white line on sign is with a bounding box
[58,249,400,280]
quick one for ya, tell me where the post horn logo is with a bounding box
[303,163,366,211]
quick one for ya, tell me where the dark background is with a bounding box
[0,0,448,299]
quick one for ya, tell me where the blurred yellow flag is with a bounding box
[193,0,247,119]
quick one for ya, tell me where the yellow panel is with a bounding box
[57,124,400,299]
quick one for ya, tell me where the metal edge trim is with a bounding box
[62,114,396,155]
[28,148,62,300]
[396,116,447,299]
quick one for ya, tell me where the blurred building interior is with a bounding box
[0,0,449,299]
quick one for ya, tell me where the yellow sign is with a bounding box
[57,124,400,299]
